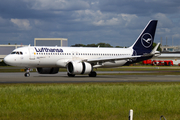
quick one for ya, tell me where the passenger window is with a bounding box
[20,52,23,55]
[16,52,19,54]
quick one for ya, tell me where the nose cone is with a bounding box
[4,55,13,66]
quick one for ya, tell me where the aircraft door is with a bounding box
[29,48,35,60]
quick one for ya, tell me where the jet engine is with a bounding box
[67,61,92,75]
[37,67,59,74]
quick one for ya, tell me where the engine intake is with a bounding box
[37,67,59,74]
[67,61,92,74]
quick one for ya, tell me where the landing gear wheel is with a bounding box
[24,68,30,77]
[89,71,97,77]
[67,73,75,77]
[24,73,30,77]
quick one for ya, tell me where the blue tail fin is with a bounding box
[130,20,158,55]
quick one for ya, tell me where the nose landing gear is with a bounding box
[24,68,30,77]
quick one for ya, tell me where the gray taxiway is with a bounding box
[0,72,180,84]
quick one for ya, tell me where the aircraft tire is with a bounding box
[89,71,97,77]
[67,73,75,77]
[24,73,30,77]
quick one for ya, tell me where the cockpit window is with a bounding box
[11,51,23,55]
[11,52,16,54]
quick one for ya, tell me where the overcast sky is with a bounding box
[0,0,180,47]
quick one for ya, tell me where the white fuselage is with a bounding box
[3,20,158,77]
[2,20,158,77]
[4,46,133,68]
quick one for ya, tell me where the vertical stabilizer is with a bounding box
[130,20,158,55]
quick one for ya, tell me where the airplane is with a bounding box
[4,20,159,77]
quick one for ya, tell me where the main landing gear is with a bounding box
[24,68,30,77]
[89,71,97,77]
[67,71,97,77]
[67,73,75,77]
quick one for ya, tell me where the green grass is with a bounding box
[98,71,180,76]
[0,83,180,120]
[95,66,180,71]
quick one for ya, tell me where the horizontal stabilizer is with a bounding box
[150,42,160,55]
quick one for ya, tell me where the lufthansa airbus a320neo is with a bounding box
[4,20,160,77]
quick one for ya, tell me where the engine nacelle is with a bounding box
[37,67,59,74]
[67,61,92,74]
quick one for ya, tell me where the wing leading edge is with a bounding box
[85,55,140,63]
[84,42,160,63]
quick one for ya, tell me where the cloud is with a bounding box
[30,0,90,11]
[11,19,31,30]
[99,0,180,16]
[0,17,8,27]
[0,0,180,46]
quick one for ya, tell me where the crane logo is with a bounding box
[141,33,153,48]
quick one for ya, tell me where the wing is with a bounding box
[83,55,141,63]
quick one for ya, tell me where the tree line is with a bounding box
[71,42,161,51]
[71,43,124,48]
